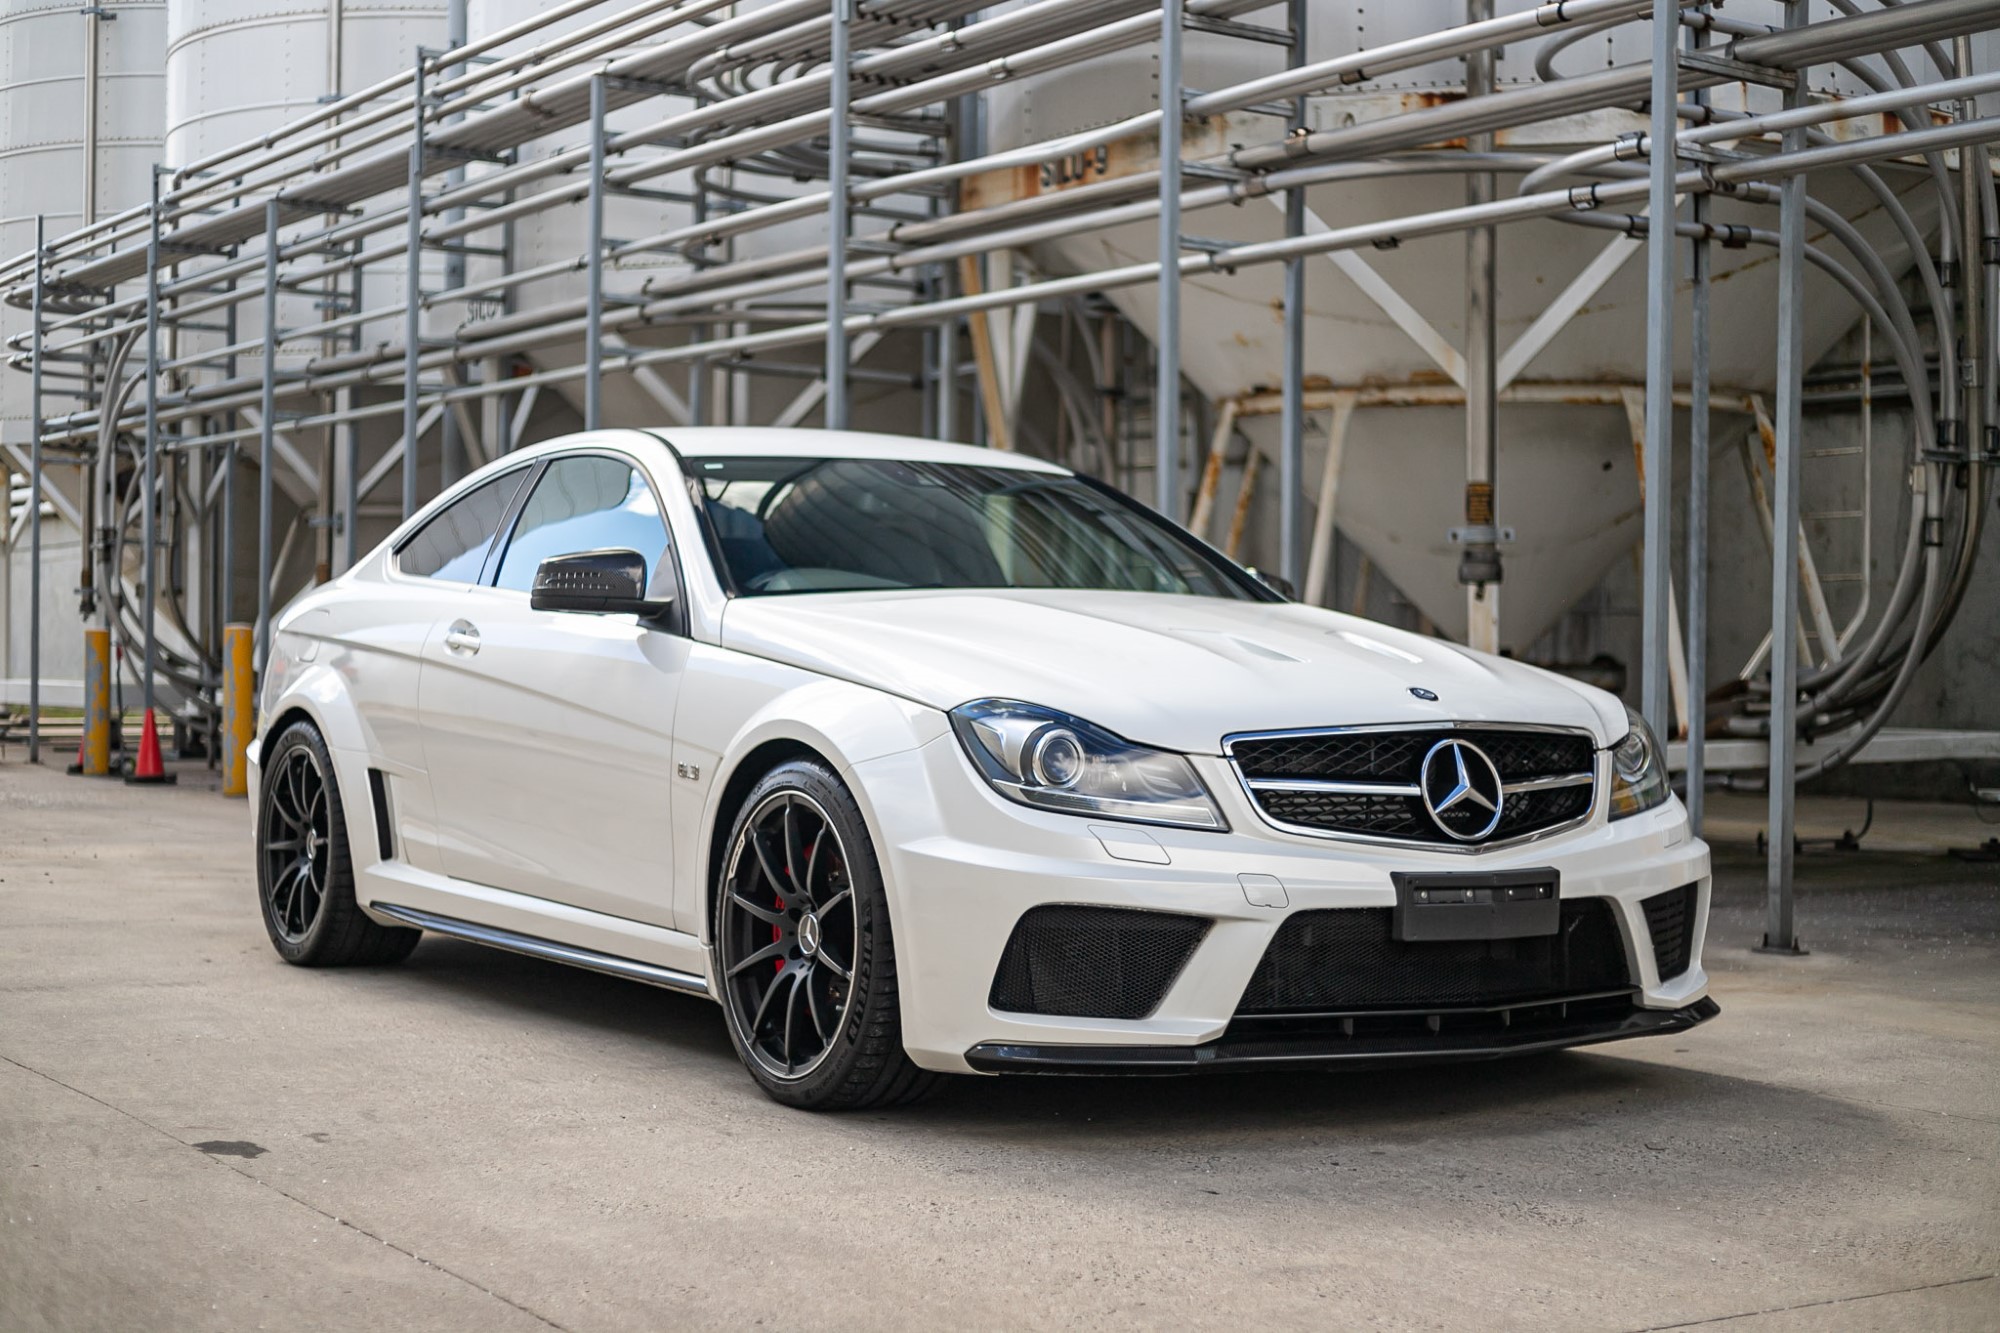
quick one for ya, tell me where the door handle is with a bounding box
[444,620,481,656]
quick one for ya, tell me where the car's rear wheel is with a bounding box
[715,759,941,1110]
[258,720,420,967]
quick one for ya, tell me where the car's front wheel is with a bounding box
[715,759,941,1110]
[257,720,421,967]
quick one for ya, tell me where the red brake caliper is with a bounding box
[777,832,824,973]
[772,890,785,974]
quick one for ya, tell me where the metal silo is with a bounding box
[1,0,165,443]
[164,0,447,165]
[162,0,448,377]
[1,0,163,696]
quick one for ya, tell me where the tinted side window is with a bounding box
[397,469,529,581]
[494,456,673,595]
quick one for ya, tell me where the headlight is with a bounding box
[1607,707,1671,820]
[949,699,1227,830]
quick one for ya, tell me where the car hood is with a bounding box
[719,589,1625,754]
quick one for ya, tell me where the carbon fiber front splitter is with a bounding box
[963,995,1720,1075]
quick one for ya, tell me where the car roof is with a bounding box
[645,426,1070,473]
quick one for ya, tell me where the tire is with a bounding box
[257,720,421,967]
[714,759,943,1111]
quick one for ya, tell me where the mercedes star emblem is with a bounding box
[1420,738,1505,841]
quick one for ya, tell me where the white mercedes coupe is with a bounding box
[252,427,1715,1109]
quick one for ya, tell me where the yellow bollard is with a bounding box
[80,627,112,777]
[221,623,254,798]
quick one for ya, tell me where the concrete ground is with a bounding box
[2,756,1995,1332]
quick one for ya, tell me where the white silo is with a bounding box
[1,0,165,442]
[164,0,447,164]
[162,0,449,374]
[983,0,1936,649]
[1,0,164,695]
[159,0,447,601]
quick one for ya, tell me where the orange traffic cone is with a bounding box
[66,729,87,775]
[124,707,178,786]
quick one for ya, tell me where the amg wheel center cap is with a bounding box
[1419,738,1505,842]
[305,831,321,860]
[797,912,822,958]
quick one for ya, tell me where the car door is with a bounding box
[416,451,689,928]
[356,464,535,872]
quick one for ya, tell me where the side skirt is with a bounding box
[373,902,711,999]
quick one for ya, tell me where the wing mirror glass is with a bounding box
[530,549,674,620]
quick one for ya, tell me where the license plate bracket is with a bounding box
[1390,868,1561,941]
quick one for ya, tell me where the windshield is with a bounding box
[685,456,1264,599]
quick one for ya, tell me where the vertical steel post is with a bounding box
[403,49,428,520]
[1155,0,1183,516]
[919,170,944,442]
[222,443,236,625]
[921,324,939,440]
[690,164,710,427]
[939,91,967,444]
[964,86,986,449]
[1278,0,1307,589]
[1764,22,1809,954]
[1639,0,1680,738]
[1958,37,1985,470]
[342,261,362,571]
[439,0,468,483]
[1462,0,1500,650]
[585,73,607,432]
[28,215,45,763]
[221,203,240,629]
[825,0,853,430]
[939,310,958,442]
[257,200,280,674]
[1685,8,1712,835]
[141,168,163,720]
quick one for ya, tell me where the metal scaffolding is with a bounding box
[2,0,1997,941]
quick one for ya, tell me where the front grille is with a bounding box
[1229,727,1597,846]
[1642,883,1698,981]
[1491,785,1596,839]
[1233,731,1433,781]
[1236,899,1631,1015]
[989,906,1210,1020]
[1256,789,1427,839]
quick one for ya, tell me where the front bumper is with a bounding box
[849,735,1714,1076]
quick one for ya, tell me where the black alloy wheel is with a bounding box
[256,720,421,967]
[720,789,860,1079]
[715,760,940,1109]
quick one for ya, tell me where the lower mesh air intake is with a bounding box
[989,905,1211,1020]
[1236,899,1631,1015]
[1641,883,1698,981]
